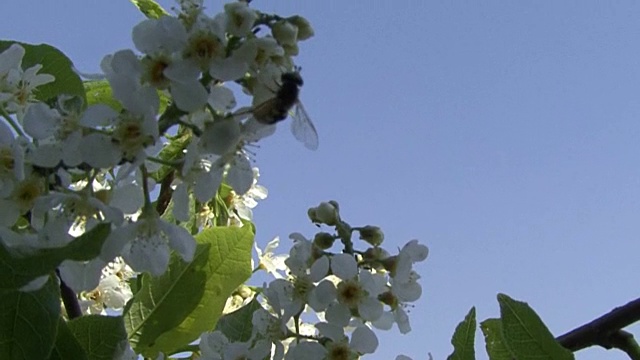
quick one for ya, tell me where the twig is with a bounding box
[556,297,640,357]
[57,270,82,319]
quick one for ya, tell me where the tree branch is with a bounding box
[57,270,82,319]
[556,297,640,357]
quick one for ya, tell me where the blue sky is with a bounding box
[3,1,640,359]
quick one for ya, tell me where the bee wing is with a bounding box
[251,97,280,125]
[290,101,319,150]
[232,106,254,121]
[242,116,277,142]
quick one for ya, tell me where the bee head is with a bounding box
[281,72,304,87]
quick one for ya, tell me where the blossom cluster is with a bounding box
[0,0,312,291]
[0,2,429,359]
[199,201,428,359]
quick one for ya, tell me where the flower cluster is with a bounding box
[199,201,428,359]
[0,0,311,290]
[1,2,428,359]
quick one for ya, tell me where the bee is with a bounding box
[249,71,319,150]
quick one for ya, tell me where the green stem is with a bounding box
[140,164,153,211]
[146,155,182,167]
[176,119,202,136]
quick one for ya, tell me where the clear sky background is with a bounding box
[3,1,640,359]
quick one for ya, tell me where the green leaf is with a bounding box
[0,223,111,290]
[0,41,85,104]
[0,277,60,360]
[50,318,88,360]
[497,294,574,360]
[124,226,254,357]
[215,298,263,343]
[83,79,169,114]
[68,315,128,360]
[130,0,170,19]
[480,318,514,360]
[83,80,123,111]
[152,131,191,183]
[447,307,476,360]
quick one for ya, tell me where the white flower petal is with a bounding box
[209,56,248,82]
[285,341,326,360]
[402,240,429,263]
[358,296,383,322]
[315,322,345,342]
[99,275,132,309]
[396,356,413,360]
[81,133,122,168]
[200,119,241,155]
[199,331,228,358]
[359,271,387,297]
[161,220,196,262]
[164,59,200,84]
[372,311,394,331]
[123,233,171,276]
[330,253,358,280]
[101,225,136,262]
[392,278,422,302]
[133,17,187,54]
[58,258,106,292]
[172,182,190,222]
[30,144,63,167]
[325,302,351,327]
[110,183,144,214]
[170,80,208,112]
[80,104,118,127]
[226,154,253,195]
[207,85,236,112]
[193,167,223,202]
[395,308,412,334]
[23,103,59,139]
[0,119,14,143]
[0,44,25,74]
[307,280,336,312]
[350,326,379,354]
[309,256,329,282]
[60,132,83,166]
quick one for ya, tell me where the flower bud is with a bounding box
[313,232,335,249]
[272,20,298,45]
[236,285,252,299]
[362,247,389,262]
[315,201,339,225]
[359,225,384,246]
[282,43,299,57]
[224,2,258,37]
[308,207,318,223]
[287,15,314,41]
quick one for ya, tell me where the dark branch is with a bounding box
[605,330,640,360]
[57,270,82,319]
[557,297,640,356]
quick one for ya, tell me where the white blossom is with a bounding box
[101,210,196,276]
[255,236,287,278]
[0,44,55,115]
